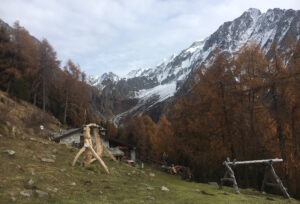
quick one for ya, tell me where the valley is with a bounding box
[1,4,300,203]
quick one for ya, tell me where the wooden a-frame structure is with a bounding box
[72,123,117,174]
[219,158,290,199]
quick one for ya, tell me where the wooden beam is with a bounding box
[227,158,283,165]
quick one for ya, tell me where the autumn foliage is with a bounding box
[0,22,99,126]
[120,43,300,197]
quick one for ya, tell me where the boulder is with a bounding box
[161,186,169,192]
[20,190,33,197]
[3,149,15,156]
[35,190,48,198]
[41,158,55,163]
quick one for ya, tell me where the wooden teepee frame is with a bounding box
[72,123,117,174]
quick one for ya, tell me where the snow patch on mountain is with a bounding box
[126,68,149,79]
[136,82,177,103]
[185,40,205,54]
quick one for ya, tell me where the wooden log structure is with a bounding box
[72,123,116,174]
[219,157,290,199]
[220,158,240,194]
[90,127,117,163]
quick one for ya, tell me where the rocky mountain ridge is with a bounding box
[87,72,120,90]
[92,8,300,124]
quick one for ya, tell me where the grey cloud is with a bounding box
[1,0,299,77]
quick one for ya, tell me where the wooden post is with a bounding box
[87,143,109,174]
[260,161,290,198]
[222,158,240,194]
[92,127,117,162]
[103,146,117,161]
[268,161,290,199]
[224,161,240,194]
[93,127,103,156]
[219,170,229,189]
[260,163,270,193]
[72,147,86,166]
[83,126,93,167]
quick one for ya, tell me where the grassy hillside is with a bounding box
[0,91,299,203]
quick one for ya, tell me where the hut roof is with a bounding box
[108,137,134,149]
[51,128,82,142]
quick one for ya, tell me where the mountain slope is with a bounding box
[94,8,300,123]
[0,91,299,203]
[3,137,298,204]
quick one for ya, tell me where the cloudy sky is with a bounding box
[0,0,299,77]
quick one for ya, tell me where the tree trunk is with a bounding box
[33,92,37,106]
[291,106,298,157]
[271,84,286,160]
[63,90,69,124]
[6,80,11,93]
[42,75,46,112]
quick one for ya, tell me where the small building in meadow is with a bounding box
[108,137,136,161]
[51,128,83,148]
[50,126,136,161]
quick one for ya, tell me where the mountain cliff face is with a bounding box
[92,8,300,124]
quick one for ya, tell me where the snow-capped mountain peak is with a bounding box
[126,68,152,79]
[87,72,119,90]
[100,72,120,82]
[246,8,262,19]
[94,8,300,124]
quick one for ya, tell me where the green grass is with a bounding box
[0,133,299,204]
